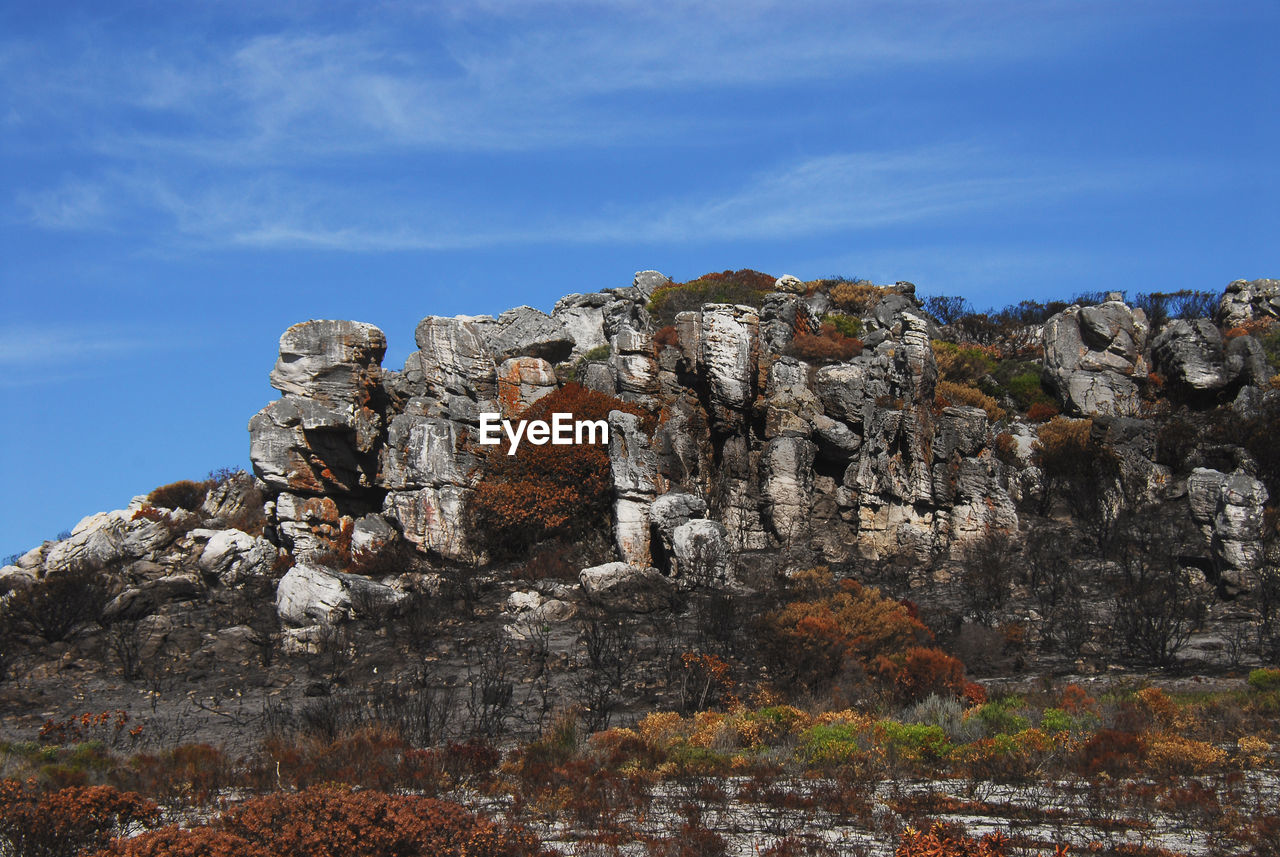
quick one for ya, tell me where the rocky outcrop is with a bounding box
[1188,468,1270,589]
[579,562,674,612]
[236,270,1277,599]
[1217,278,1280,327]
[1152,319,1270,395]
[1043,296,1149,417]
[275,562,406,625]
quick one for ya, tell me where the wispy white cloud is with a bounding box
[0,324,199,386]
[33,144,1162,252]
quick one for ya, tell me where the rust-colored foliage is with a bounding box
[935,381,1007,422]
[761,569,967,701]
[829,281,886,314]
[1025,401,1059,422]
[653,325,681,347]
[93,827,273,857]
[0,780,159,857]
[146,479,208,511]
[468,383,652,555]
[788,322,863,364]
[895,823,1014,857]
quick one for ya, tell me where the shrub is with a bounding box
[829,280,886,314]
[760,569,967,702]
[895,822,1012,857]
[647,270,775,327]
[1146,733,1227,776]
[935,381,1006,422]
[653,325,680,347]
[932,341,997,386]
[788,322,862,364]
[467,383,651,556]
[146,479,209,512]
[219,787,547,857]
[1025,401,1058,422]
[94,828,273,857]
[1249,668,1280,692]
[924,295,975,326]
[5,567,107,642]
[0,781,159,857]
[824,314,863,338]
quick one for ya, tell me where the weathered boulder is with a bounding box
[404,316,497,406]
[552,292,611,356]
[43,506,180,574]
[811,413,861,460]
[1217,278,1280,327]
[579,562,674,612]
[1152,319,1230,392]
[200,472,263,522]
[632,270,670,302]
[1043,299,1149,416]
[487,306,574,363]
[773,274,805,294]
[381,414,476,490]
[1188,468,1269,586]
[671,519,731,587]
[274,493,343,557]
[249,397,382,495]
[383,486,479,563]
[196,529,278,585]
[649,492,708,541]
[101,574,202,622]
[268,320,386,403]
[276,562,406,625]
[497,357,558,412]
[351,513,397,555]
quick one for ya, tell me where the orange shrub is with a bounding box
[467,383,652,555]
[220,787,548,857]
[788,322,863,364]
[94,828,273,857]
[895,823,1012,857]
[1025,401,1059,422]
[654,325,681,347]
[0,781,160,857]
[762,569,969,702]
[830,281,886,314]
[935,381,1007,422]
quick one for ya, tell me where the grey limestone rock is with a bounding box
[276,562,406,626]
[269,320,386,403]
[671,519,732,587]
[579,562,674,612]
[1042,299,1149,416]
[1188,467,1269,586]
[487,306,574,363]
[1217,278,1280,327]
[196,529,278,585]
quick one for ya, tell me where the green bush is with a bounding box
[647,270,776,327]
[1248,668,1280,692]
[824,314,863,338]
[974,698,1030,736]
[800,723,863,765]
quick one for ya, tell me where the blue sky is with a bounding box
[1,0,1276,556]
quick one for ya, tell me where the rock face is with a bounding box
[1188,468,1270,588]
[1043,298,1149,417]
[1217,278,1280,327]
[238,271,1275,596]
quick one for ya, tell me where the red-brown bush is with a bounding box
[895,823,1012,857]
[761,569,970,702]
[94,828,273,857]
[468,383,652,555]
[654,325,681,347]
[146,479,209,511]
[219,787,548,857]
[1025,401,1059,422]
[788,322,863,364]
[0,780,159,857]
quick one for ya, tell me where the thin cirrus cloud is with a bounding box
[1,1,1180,161]
[0,324,188,387]
[20,145,1150,252]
